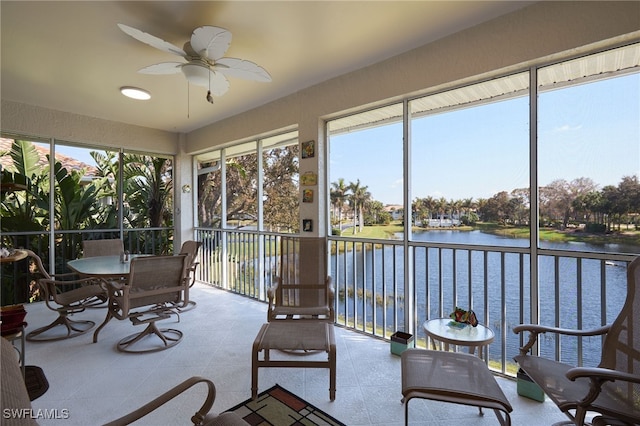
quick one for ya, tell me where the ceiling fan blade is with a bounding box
[118,23,186,58]
[214,58,272,82]
[190,26,231,60]
[138,62,184,75]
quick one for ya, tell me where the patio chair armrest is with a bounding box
[266,278,280,321]
[267,277,280,302]
[513,323,610,355]
[99,279,126,296]
[567,366,640,385]
[326,276,335,304]
[39,276,105,288]
[103,376,216,426]
[49,272,81,279]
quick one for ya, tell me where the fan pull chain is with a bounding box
[207,69,214,104]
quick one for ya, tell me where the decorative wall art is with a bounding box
[302,219,313,232]
[303,189,314,203]
[301,140,315,158]
[300,171,317,186]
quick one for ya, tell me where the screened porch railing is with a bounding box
[194,228,636,375]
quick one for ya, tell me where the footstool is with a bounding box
[252,322,336,400]
[401,348,512,425]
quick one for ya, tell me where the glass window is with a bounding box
[328,104,404,238]
[410,73,530,246]
[1,137,52,236]
[262,131,299,233]
[196,150,222,228]
[122,150,173,254]
[538,44,640,254]
[225,141,258,230]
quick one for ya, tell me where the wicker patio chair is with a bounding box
[513,256,640,425]
[92,254,190,353]
[23,250,107,342]
[82,238,124,257]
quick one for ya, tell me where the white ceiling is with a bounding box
[1,1,534,134]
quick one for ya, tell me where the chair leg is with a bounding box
[93,310,114,343]
[117,321,182,353]
[27,313,95,342]
[175,300,197,312]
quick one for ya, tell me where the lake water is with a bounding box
[330,230,637,367]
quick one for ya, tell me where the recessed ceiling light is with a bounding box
[120,86,151,100]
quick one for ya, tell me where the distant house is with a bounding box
[0,138,98,183]
[384,205,403,221]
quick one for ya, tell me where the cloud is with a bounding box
[389,178,403,189]
[553,124,583,133]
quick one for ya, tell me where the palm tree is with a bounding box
[123,154,173,229]
[348,179,371,233]
[330,178,348,235]
[435,197,447,226]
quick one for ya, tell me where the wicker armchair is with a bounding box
[92,254,191,353]
[513,257,640,425]
[22,250,106,342]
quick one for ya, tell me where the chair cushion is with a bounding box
[515,354,640,421]
[1,338,38,425]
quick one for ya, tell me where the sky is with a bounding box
[329,73,640,206]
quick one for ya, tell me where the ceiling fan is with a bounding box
[118,23,271,104]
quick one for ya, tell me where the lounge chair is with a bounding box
[513,257,640,425]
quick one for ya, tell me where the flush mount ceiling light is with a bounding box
[120,86,151,100]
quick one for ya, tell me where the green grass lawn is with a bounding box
[336,221,640,246]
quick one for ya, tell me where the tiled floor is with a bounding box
[19,283,569,425]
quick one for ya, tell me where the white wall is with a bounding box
[1,101,179,154]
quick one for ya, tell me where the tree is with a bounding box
[0,140,48,232]
[617,175,640,228]
[330,178,349,234]
[541,178,598,228]
[479,191,513,225]
[123,154,173,229]
[364,200,390,225]
[263,146,299,232]
[196,145,299,232]
[348,179,371,233]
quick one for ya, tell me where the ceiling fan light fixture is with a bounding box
[181,63,210,87]
[120,86,151,100]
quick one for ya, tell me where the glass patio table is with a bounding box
[67,254,150,278]
[423,318,494,358]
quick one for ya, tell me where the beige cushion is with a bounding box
[1,337,38,426]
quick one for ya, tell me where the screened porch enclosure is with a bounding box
[193,229,637,377]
